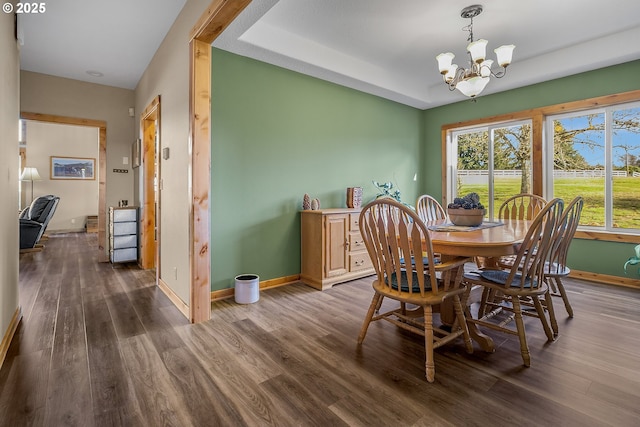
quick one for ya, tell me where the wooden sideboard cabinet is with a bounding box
[301,208,374,290]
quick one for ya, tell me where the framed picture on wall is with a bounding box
[50,156,96,180]
[132,138,141,168]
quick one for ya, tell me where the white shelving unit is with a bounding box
[109,206,138,263]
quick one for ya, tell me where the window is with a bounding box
[448,120,532,219]
[442,89,640,241]
[546,102,640,232]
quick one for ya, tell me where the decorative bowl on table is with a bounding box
[447,192,486,226]
[447,208,486,226]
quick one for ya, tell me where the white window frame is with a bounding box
[447,119,533,220]
[545,101,640,234]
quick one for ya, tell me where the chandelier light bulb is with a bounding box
[494,44,515,67]
[436,52,455,74]
[467,39,488,63]
[480,59,493,77]
[444,64,458,83]
[456,76,490,98]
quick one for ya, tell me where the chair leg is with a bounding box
[554,277,574,318]
[453,295,473,354]
[423,305,435,383]
[374,295,384,313]
[544,290,558,338]
[478,287,491,317]
[358,293,381,344]
[532,295,555,341]
[511,297,531,367]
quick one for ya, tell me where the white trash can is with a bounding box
[234,274,260,304]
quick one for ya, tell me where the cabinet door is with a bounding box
[324,214,348,278]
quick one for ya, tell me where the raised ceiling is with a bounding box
[213,0,640,108]
[18,0,640,108]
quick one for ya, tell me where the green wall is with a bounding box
[422,60,640,278]
[211,49,422,290]
[211,50,639,288]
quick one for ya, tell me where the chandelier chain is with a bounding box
[464,18,475,44]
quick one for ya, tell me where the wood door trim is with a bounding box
[20,112,105,128]
[190,0,252,43]
[20,112,108,262]
[187,0,252,323]
[189,38,211,323]
[140,96,160,273]
[140,96,160,119]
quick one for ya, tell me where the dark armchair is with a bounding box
[19,195,60,250]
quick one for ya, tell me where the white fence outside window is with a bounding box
[457,169,630,177]
[457,169,632,184]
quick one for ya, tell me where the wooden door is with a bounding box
[140,96,160,271]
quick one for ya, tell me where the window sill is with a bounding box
[575,230,640,244]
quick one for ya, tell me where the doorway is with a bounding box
[139,97,160,272]
[187,0,252,322]
[20,112,108,261]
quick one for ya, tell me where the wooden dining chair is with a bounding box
[498,193,547,220]
[482,193,548,269]
[370,202,415,314]
[414,194,446,264]
[463,198,564,367]
[487,197,583,337]
[358,199,473,382]
[415,194,446,222]
[545,196,584,318]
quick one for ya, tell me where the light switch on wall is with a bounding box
[123,156,129,165]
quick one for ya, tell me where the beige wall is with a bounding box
[21,71,135,252]
[0,4,20,356]
[135,0,210,305]
[25,121,99,232]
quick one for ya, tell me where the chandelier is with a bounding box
[436,5,515,98]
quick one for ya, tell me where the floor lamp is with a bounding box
[20,167,42,208]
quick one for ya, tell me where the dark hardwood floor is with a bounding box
[1,232,639,426]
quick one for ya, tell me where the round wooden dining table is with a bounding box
[426,219,532,258]
[425,219,532,352]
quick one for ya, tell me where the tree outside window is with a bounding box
[447,102,640,232]
[549,104,640,230]
[451,121,532,220]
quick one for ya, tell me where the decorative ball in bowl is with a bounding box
[447,208,486,226]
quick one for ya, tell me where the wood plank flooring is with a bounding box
[1,232,640,426]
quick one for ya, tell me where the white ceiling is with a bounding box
[19,0,640,109]
[18,0,187,89]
